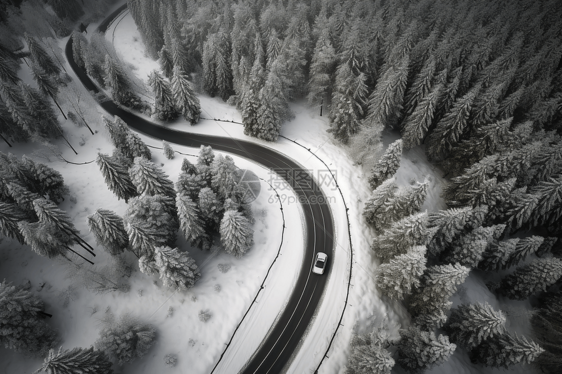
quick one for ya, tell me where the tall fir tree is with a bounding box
[220,209,253,257]
[401,83,443,150]
[154,246,201,291]
[443,302,506,349]
[479,238,519,271]
[367,140,402,190]
[210,154,239,200]
[442,225,502,267]
[33,199,84,248]
[202,29,233,101]
[87,209,129,256]
[498,258,562,300]
[376,246,427,300]
[148,70,179,121]
[363,178,397,226]
[470,332,544,368]
[25,34,60,77]
[129,157,176,199]
[0,280,58,354]
[158,45,173,78]
[0,202,28,244]
[96,153,138,203]
[171,66,201,124]
[307,26,336,107]
[176,193,210,250]
[346,330,395,374]
[372,212,429,263]
[34,346,113,374]
[397,326,456,374]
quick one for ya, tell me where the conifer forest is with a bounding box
[0,0,562,373]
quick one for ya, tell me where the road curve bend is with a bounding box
[65,5,335,374]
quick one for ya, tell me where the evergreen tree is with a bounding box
[35,346,113,374]
[387,180,429,223]
[240,53,264,137]
[0,56,19,85]
[498,258,562,300]
[409,263,470,316]
[376,246,427,300]
[181,158,198,175]
[368,140,402,190]
[18,81,61,140]
[397,326,456,374]
[461,178,516,215]
[6,182,40,220]
[171,66,201,124]
[0,99,28,143]
[427,205,488,256]
[211,154,239,200]
[479,238,519,271]
[124,132,151,162]
[426,83,481,161]
[126,220,159,259]
[176,172,206,201]
[154,246,201,291]
[103,55,137,107]
[403,56,437,116]
[197,145,215,167]
[0,280,57,354]
[95,316,156,365]
[443,155,500,204]
[0,80,35,136]
[470,332,544,368]
[71,32,87,69]
[129,157,176,199]
[170,37,193,76]
[505,236,544,268]
[529,142,562,185]
[529,175,562,228]
[103,115,129,151]
[19,220,71,259]
[364,55,409,129]
[176,194,210,250]
[148,70,179,122]
[346,330,395,374]
[96,153,138,203]
[202,30,233,101]
[25,34,60,77]
[401,83,443,150]
[443,302,506,349]
[32,162,67,204]
[255,80,283,142]
[87,209,129,256]
[158,45,173,78]
[220,210,253,257]
[363,178,397,227]
[307,26,336,107]
[138,254,159,276]
[372,212,429,263]
[0,202,28,244]
[442,225,501,267]
[162,140,174,160]
[33,199,83,247]
[124,194,178,253]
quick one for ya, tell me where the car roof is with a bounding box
[316,252,327,260]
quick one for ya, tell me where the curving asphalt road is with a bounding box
[66,5,335,373]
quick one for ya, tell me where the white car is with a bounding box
[312,252,328,275]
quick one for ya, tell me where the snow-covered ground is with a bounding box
[0,6,539,374]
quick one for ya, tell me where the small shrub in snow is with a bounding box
[163,141,175,159]
[199,310,212,322]
[164,353,177,367]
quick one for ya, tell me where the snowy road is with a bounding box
[65,6,336,373]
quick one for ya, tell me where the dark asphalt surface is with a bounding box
[66,5,335,373]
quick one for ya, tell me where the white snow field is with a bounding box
[0,5,540,374]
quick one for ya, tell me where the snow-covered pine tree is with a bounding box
[220,209,253,257]
[71,32,87,68]
[504,236,544,269]
[401,83,443,150]
[328,63,368,143]
[103,115,129,150]
[124,194,178,252]
[171,66,201,124]
[363,178,397,227]
[96,153,138,202]
[403,56,437,116]
[18,221,68,259]
[442,225,502,267]
[461,178,516,216]
[176,194,210,250]
[443,155,499,204]
[0,99,28,142]
[536,237,558,257]
[498,258,562,300]
[470,332,544,368]
[181,158,198,175]
[528,141,562,185]
[202,29,233,101]
[211,154,239,200]
[307,26,336,107]
[154,246,201,291]
[19,78,60,139]
[87,209,128,256]
[124,132,151,162]
[0,80,35,136]
[148,70,179,121]
[138,254,159,276]
[95,316,156,365]
[479,238,519,271]
[397,326,456,374]
[408,263,470,317]
[443,302,506,349]
[0,201,28,244]
[176,172,206,201]
[426,205,488,256]
[162,140,174,160]
[6,182,40,220]
[529,175,562,229]
[346,330,395,374]
[0,280,57,354]
[129,157,176,199]
[25,34,60,77]
[197,145,215,167]
[425,83,481,161]
[170,37,193,76]
[376,246,427,300]
[388,179,429,223]
[34,346,113,374]
[368,139,402,190]
[33,199,83,247]
[372,212,429,263]
[103,54,138,107]
[158,45,173,78]
[364,54,409,129]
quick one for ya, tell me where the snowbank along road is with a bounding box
[64,4,336,373]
